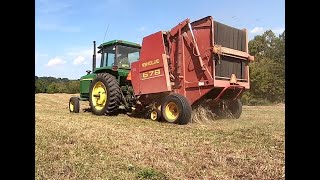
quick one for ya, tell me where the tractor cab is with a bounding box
[98,40,141,70]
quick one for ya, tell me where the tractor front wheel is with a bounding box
[161,93,192,125]
[89,73,121,115]
[69,97,80,113]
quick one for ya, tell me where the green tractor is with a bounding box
[68,40,141,115]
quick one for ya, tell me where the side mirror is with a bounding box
[86,70,91,74]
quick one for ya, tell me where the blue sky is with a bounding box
[35,0,285,79]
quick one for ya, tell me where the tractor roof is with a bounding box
[98,40,141,49]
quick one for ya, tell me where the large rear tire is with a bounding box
[89,73,121,115]
[161,93,192,125]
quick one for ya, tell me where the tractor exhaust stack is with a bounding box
[92,41,96,72]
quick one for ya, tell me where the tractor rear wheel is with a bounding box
[161,93,192,125]
[89,73,121,115]
[69,97,80,113]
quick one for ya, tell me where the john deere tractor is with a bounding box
[68,40,141,115]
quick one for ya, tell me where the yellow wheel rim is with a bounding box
[150,110,158,121]
[69,101,74,112]
[165,102,179,122]
[91,81,107,111]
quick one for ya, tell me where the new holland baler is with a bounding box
[68,16,254,125]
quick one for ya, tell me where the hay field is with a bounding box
[36,93,285,179]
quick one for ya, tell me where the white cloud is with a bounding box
[272,27,285,34]
[73,56,86,65]
[250,27,264,34]
[67,48,101,66]
[42,46,102,70]
[47,57,66,67]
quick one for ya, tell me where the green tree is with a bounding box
[47,82,59,94]
[35,76,80,94]
[247,30,285,103]
[35,79,49,93]
[67,81,80,94]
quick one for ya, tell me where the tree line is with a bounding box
[242,30,285,105]
[35,30,285,104]
[35,76,80,94]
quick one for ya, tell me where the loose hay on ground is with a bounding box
[191,104,217,124]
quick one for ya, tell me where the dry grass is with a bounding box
[36,93,285,180]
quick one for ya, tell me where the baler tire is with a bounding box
[161,94,192,125]
[150,109,161,121]
[89,73,121,115]
[69,97,80,113]
[227,99,242,119]
[214,108,226,118]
